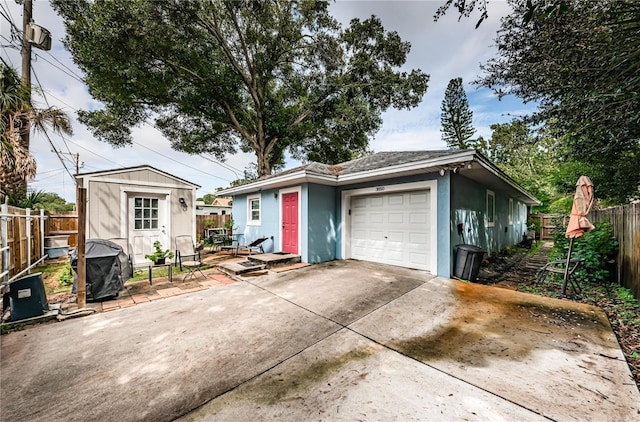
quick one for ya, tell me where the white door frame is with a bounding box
[340,180,438,273]
[120,187,171,264]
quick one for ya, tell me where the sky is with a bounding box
[1,0,534,203]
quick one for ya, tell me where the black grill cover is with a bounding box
[71,239,132,302]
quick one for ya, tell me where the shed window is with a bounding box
[486,190,495,228]
[247,194,261,225]
[134,197,159,229]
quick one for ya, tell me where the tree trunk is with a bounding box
[256,149,271,178]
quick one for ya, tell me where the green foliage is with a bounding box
[550,221,618,284]
[440,77,475,149]
[144,241,174,263]
[476,0,640,204]
[201,193,216,205]
[5,190,75,211]
[52,0,429,177]
[547,196,573,214]
[58,261,73,287]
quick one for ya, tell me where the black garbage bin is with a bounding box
[9,272,49,321]
[454,244,485,281]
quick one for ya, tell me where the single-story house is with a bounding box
[217,150,539,278]
[75,165,200,266]
[195,197,232,216]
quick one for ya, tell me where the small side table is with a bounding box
[148,262,173,285]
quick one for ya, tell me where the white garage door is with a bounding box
[350,190,431,271]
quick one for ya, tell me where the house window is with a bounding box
[509,198,514,225]
[134,197,159,230]
[517,202,522,224]
[486,190,495,228]
[247,194,261,225]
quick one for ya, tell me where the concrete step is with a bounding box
[217,260,267,276]
[247,253,301,269]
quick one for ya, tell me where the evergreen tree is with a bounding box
[440,77,475,149]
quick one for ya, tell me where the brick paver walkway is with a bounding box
[75,266,237,314]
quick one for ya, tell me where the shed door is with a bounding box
[128,195,169,265]
[350,190,431,271]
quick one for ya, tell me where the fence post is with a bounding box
[40,208,45,258]
[26,208,32,271]
[1,203,9,284]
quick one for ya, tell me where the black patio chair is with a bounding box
[536,257,585,296]
[237,236,268,256]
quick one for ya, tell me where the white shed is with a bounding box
[75,165,200,266]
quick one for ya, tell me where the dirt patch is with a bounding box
[250,346,377,405]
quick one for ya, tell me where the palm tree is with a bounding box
[1,63,73,202]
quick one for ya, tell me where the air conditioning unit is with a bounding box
[26,23,52,51]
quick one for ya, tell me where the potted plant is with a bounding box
[145,241,174,265]
[204,219,215,228]
[224,218,237,235]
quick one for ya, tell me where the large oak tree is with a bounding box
[52,0,429,177]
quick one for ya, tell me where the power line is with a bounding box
[33,53,84,83]
[131,139,232,182]
[42,50,85,82]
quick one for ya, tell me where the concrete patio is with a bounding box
[1,260,638,421]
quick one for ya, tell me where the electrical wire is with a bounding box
[33,52,84,84]
[42,50,85,82]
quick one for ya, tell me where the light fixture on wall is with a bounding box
[439,168,445,176]
[273,192,278,199]
[179,197,188,210]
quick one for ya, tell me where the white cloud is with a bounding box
[2,0,535,202]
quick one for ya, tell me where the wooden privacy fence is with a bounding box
[1,205,46,286]
[529,213,568,240]
[1,205,78,285]
[196,214,231,240]
[46,211,79,248]
[589,203,640,300]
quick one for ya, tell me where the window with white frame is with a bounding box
[134,197,159,229]
[486,190,495,227]
[509,198,514,225]
[247,194,261,225]
[517,202,522,224]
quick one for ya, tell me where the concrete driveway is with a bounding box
[1,260,638,421]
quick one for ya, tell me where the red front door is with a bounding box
[282,192,298,254]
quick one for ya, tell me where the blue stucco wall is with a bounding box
[307,183,337,263]
[230,189,279,253]
[437,172,451,277]
[450,173,527,267]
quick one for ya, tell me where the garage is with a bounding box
[350,189,432,271]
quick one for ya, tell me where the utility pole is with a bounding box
[58,151,81,175]
[21,0,32,93]
[17,0,33,197]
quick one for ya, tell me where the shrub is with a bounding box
[549,220,618,284]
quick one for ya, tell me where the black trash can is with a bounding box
[454,244,485,281]
[9,272,49,321]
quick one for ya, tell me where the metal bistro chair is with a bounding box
[175,235,206,281]
[536,257,585,296]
